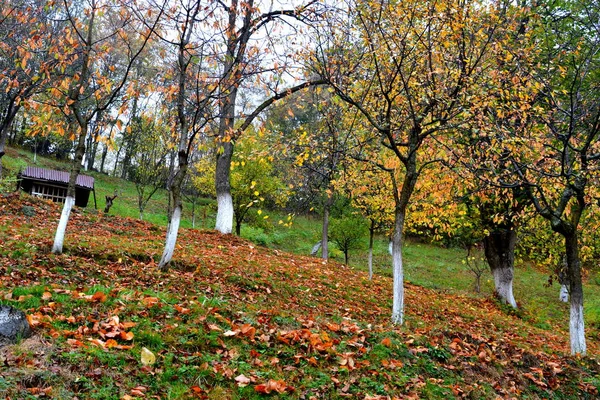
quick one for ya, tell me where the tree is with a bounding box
[330,215,366,265]
[313,0,504,324]
[149,0,220,270]
[230,138,288,235]
[34,0,162,254]
[492,0,600,355]
[213,0,325,234]
[128,112,170,220]
[0,0,58,178]
[266,89,358,260]
[336,161,393,279]
[193,133,288,235]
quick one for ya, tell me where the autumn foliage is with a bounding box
[0,193,598,398]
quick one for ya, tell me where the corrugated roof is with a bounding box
[20,166,94,190]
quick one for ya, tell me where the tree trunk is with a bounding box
[321,205,330,260]
[368,221,375,280]
[113,142,123,177]
[52,123,87,254]
[321,189,334,260]
[391,208,405,325]
[235,218,241,236]
[558,254,569,302]
[215,140,234,234]
[483,228,517,308]
[0,125,7,180]
[389,150,418,325]
[84,131,93,170]
[87,133,99,171]
[559,285,569,302]
[191,200,196,229]
[159,150,188,270]
[0,105,19,180]
[100,143,108,173]
[565,232,586,355]
[120,139,134,180]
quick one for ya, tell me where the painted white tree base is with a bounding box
[493,268,517,308]
[52,196,75,254]
[159,207,181,268]
[391,242,404,325]
[215,193,233,234]
[570,302,586,355]
[559,284,569,303]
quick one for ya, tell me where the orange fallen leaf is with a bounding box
[92,291,107,303]
[254,379,289,394]
[142,297,160,307]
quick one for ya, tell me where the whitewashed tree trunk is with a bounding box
[215,192,233,234]
[570,300,586,355]
[321,207,329,260]
[493,267,517,308]
[391,211,405,325]
[159,206,181,268]
[310,241,322,256]
[52,196,75,254]
[564,232,586,355]
[559,284,569,303]
[391,233,404,325]
[483,229,518,308]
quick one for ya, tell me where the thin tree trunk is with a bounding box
[191,200,196,229]
[87,133,99,171]
[322,205,330,260]
[159,150,188,270]
[113,142,123,177]
[235,217,241,235]
[85,132,93,170]
[321,189,334,260]
[52,123,87,254]
[0,105,19,179]
[368,221,375,280]
[559,285,569,302]
[0,125,7,180]
[100,143,108,173]
[565,232,586,355]
[558,254,569,302]
[483,228,517,308]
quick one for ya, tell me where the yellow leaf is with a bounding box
[141,347,156,366]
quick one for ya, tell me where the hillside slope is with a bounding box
[0,193,599,399]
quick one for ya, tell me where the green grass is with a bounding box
[1,146,215,229]
[3,144,600,337]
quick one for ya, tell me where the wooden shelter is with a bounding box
[17,166,96,208]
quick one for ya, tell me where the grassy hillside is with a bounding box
[1,189,600,397]
[3,146,600,329]
[2,146,600,330]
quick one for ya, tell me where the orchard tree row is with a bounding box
[1,0,599,355]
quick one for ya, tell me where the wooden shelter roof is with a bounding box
[20,166,94,190]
